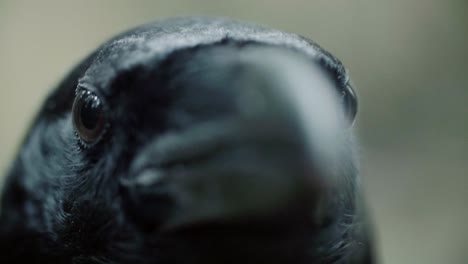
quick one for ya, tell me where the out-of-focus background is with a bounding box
[0,0,467,263]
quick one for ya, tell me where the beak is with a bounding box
[120,48,349,232]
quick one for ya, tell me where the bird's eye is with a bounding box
[72,88,108,146]
[342,84,358,125]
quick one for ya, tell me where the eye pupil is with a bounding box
[81,96,102,130]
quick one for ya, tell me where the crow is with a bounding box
[0,17,374,264]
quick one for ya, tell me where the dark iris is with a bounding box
[72,89,108,146]
[343,84,358,125]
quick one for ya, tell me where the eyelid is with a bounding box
[75,84,109,112]
[345,83,358,126]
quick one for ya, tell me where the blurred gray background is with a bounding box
[0,0,467,263]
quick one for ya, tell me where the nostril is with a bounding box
[119,171,175,231]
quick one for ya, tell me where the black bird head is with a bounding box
[0,17,373,264]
